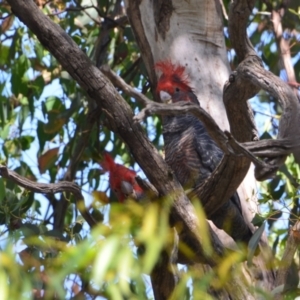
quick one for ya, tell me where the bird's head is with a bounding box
[155,60,198,104]
[100,152,143,203]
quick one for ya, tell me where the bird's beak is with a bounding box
[121,181,134,198]
[159,91,172,104]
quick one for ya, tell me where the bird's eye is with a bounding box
[175,87,180,92]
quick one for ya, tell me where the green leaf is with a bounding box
[45,96,64,112]
[0,179,6,203]
[0,123,10,140]
[247,221,266,267]
[37,120,56,152]
[34,43,45,62]
[269,184,285,200]
[92,236,120,286]
[44,229,69,242]
[21,223,40,237]
[0,269,8,300]
[13,161,37,182]
[15,192,34,216]
[0,45,9,66]
[19,135,35,150]
[11,54,30,96]
[251,213,265,227]
[43,113,66,134]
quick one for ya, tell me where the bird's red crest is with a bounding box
[101,152,116,172]
[100,152,143,203]
[155,60,191,93]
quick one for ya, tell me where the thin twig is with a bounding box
[101,64,150,105]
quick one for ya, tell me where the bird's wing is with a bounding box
[193,120,223,176]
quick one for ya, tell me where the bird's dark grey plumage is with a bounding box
[155,60,253,244]
[163,112,253,243]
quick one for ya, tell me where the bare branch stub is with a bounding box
[268,1,299,101]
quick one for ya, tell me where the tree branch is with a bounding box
[227,0,300,181]
[268,2,297,87]
[0,165,97,228]
[242,139,300,157]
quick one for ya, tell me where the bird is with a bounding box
[100,152,143,203]
[155,60,253,244]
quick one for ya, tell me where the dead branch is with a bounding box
[268,2,297,86]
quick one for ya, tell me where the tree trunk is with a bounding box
[125,0,275,296]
